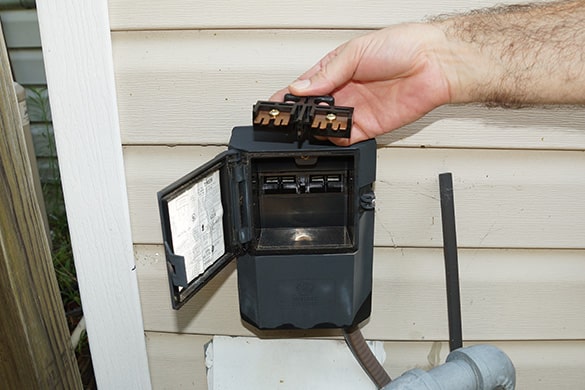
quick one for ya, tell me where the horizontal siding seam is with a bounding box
[110,26,380,33]
[121,142,585,152]
[132,243,585,252]
[131,241,585,251]
[144,331,585,342]
[144,330,585,342]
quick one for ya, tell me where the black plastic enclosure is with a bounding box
[158,126,376,329]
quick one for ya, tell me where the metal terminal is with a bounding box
[254,108,291,127]
[326,174,343,192]
[311,112,349,132]
[326,113,337,122]
[281,176,297,193]
[309,175,326,193]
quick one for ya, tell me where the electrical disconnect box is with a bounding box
[158,96,376,330]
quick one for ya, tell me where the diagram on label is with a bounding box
[167,170,225,284]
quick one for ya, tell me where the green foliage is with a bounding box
[26,87,81,314]
[48,185,81,308]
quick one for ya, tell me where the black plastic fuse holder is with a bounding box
[253,94,353,143]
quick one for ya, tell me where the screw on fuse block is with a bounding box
[253,106,291,127]
[311,111,349,132]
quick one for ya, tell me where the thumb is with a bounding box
[289,45,356,96]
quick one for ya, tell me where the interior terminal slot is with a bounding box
[261,174,345,194]
[251,155,354,252]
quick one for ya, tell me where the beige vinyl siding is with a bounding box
[135,245,585,341]
[109,0,585,388]
[112,30,585,149]
[124,146,585,248]
[108,0,533,30]
[146,332,585,390]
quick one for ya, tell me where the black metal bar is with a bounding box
[439,172,463,352]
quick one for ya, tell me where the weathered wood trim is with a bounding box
[0,24,82,389]
[36,1,151,388]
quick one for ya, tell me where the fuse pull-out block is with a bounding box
[253,94,353,143]
[253,102,295,130]
[310,106,352,136]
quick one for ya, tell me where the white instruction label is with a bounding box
[167,170,226,284]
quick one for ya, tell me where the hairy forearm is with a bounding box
[432,0,585,106]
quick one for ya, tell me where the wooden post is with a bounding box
[0,25,82,388]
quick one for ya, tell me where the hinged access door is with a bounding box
[158,150,249,309]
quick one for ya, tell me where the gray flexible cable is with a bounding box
[343,326,392,389]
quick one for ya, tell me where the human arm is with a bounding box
[436,0,585,107]
[272,0,585,145]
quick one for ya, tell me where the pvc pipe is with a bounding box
[382,345,515,390]
[70,316,86,349]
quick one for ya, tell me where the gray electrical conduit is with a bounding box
[343,327,515,390]
[381,344,516,390]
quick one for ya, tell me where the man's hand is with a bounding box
[272,0,585,145]
[271,24,453,145]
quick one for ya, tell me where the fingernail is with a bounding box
[290,79,311,90]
